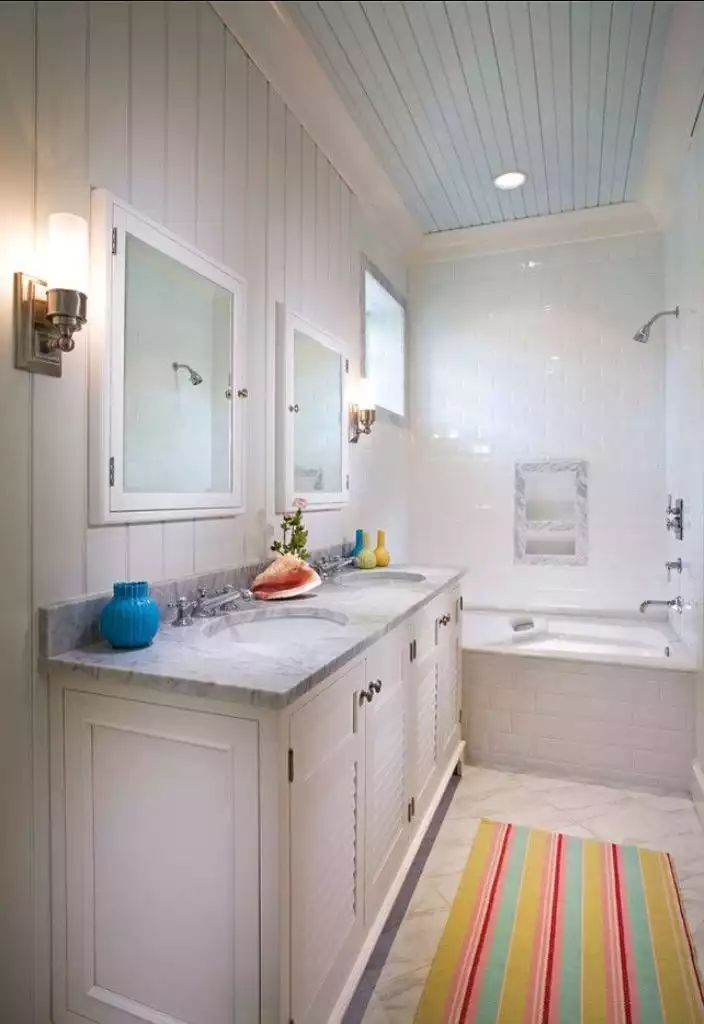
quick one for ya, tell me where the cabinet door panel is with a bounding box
[437,587,462,763]
[290,661,365,1024]
[62,691,260,1024]
[364,635,408,925]
[413,659,439,820]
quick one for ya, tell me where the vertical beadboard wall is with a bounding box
[0,3,409,1019]
[14,0,408,607]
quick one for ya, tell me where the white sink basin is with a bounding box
[203,607,349,644]
[335,570,427,587]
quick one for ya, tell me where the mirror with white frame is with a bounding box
[276,305,349,511]
[89,190,247,525]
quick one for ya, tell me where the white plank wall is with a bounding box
[22,0,410,601]
[0,3,409,1020]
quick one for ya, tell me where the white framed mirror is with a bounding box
[275,304,350,512]
[89,189,247,525]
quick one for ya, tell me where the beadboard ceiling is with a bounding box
[284,1,675,233]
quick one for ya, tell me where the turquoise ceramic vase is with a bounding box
[351,528,365,559]
[99,581,161,650]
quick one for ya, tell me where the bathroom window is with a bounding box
[363,260,407,419]
[515,460,589,565]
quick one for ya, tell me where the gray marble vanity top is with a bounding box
[42,566,465,709]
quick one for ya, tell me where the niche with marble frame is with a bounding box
[515,460,588,565]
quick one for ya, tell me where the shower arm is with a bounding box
[645,307,679,330]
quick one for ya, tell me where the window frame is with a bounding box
[361,257,409,426]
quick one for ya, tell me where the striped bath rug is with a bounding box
[415,820,704,1023]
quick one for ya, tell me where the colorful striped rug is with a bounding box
[415,820,704,1023]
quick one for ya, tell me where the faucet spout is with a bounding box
[639,597,683,614]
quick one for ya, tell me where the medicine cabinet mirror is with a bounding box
[276,304,349,511]
[89,190,247,525]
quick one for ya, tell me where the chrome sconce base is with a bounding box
[349,405,376,443]
[14,272,87,377]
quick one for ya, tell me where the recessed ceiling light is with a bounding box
[494,170,527,190]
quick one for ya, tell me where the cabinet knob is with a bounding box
[289,403,300,414]
[440,614,451,626]
[359,687,375,705]
[370,679,382,694]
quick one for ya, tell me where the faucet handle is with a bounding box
[168,596,195,627]
[666,558,683,582]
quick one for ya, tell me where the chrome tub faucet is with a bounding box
[639,597,684,614]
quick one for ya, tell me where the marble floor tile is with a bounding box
[345,767,704,1024]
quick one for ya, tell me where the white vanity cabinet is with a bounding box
[53,690,261,1024]
[362,632,409,927]
[49,585,464,1024]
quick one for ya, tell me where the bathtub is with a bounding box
[463,609,694,670]
[462,608,697,794]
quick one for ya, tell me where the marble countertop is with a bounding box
[43,566,465,710]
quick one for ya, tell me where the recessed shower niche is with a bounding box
[515,460,588,565]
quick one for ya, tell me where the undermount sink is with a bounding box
[335,570,427,587]
[202,607,350,644]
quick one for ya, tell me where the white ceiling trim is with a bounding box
[639,0,704,228]
[415,201,658,264]
[209,0,422,255]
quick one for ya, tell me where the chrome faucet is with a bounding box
[314,555,357,580]
[193,585,254,617]
[666,558,683,581]
[639,597,684,614]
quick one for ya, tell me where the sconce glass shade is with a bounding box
[357,376,376,411]
[47,212,89,293]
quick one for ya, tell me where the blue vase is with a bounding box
[351,528,365,559]
[100,581,161,650]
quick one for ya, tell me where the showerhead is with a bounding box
[172,361,203,386]
[633,306,679,344]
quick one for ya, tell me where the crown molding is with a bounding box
[415,202,659,264]
[209,0,421,257]
[639,0,704,230]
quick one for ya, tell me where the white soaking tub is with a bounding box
[462,609,697,794]
[462,610,693,670]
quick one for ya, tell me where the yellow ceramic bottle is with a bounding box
[375,530,391,567]
[356,532,377,569]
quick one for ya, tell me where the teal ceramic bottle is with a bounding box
[351,528,365,559]
[99,581,161,650]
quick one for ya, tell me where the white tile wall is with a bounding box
[664,105,704,776]
[463,650,696,793]
[410,233,667,612]
[665,123,704,662]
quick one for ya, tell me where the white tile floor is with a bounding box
[354,767,704,1024]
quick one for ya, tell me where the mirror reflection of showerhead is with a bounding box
[633,306,679,344]
[172,361,203,385]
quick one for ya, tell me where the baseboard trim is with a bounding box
[691,759,704,828]
[329,740,466,1024]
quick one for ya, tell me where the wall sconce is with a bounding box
[349,377,376,443]
[15,212,88,377]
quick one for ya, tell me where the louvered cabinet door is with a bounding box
[363,633,409,927]
[437,587,462,764]
[412,656,439,822]
[289,659,366,1024]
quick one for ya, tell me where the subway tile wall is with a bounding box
[410,233,666,612]
[664,115,704,773]
[463,651,696,794]
[665,121,704,664]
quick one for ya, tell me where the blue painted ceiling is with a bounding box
[285,1,674,232]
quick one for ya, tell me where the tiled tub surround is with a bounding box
[42,564,464,709]
[410,232,666,611]
[463,618,696,794]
